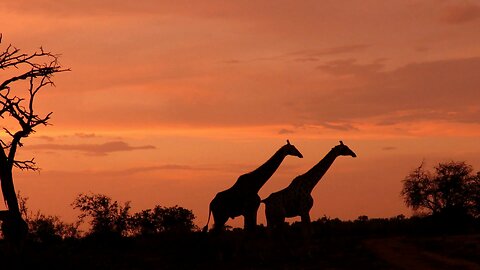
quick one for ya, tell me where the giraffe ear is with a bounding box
[287,139,291,145]
[340,141,344,145]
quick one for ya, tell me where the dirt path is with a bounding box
[364,237,480,270]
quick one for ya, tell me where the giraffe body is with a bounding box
[208,188,261,231]
[204,141,303,232]
[263,141,357,229]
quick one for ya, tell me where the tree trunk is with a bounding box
[0,165,28,242]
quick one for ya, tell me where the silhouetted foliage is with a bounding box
[14,193,80,242]
[357,215,369,222]
[401,161,480,219]
[72,193,197,238]
[28,213,80,242]
[72,193,131,237]
[131,205,196,235]
[2,208,480,269]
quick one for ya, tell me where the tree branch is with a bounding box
[13,158,38,171]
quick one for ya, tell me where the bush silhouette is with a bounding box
[11,193,80,243]
[401,161,480,219]
[72,193,131,237]
[28,213,80,243]
[131,205,196,235]
[72,193,197,237]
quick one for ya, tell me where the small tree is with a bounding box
[0,34,68,241]
[72,193,131,237]
[131,205,196,235]
[15,193,80,242]
[28,213,80,242]
[401,161,480,219]
[158,205,196,233]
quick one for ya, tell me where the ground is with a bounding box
[1,220,480,269]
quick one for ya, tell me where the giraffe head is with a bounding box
[334,141,357,157]
[283,140,303,158]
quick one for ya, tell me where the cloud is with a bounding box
[382,146,397,151]
[0,1,167,17]
[55,56,480,132]
[29,141,155,156]
[91,164,211,176]
[374,110,468,126]
[226,44,369,64]
[278,124,357,135]
[439,3,480,24]
[30,164,213,180]
[414,46,430,53]
[319,122,359,131]
[5,1,477,132]
[370,57,480,123]
[35,136,55,142]
[300,57,480,125]
[278,128,295,135]
[222,59,241,64]
[289,44,370,59]
[294,57,320,62]
[115,164,212,176]
[74,133,99,139]
[59,57,479,130]
[317,58,385,77]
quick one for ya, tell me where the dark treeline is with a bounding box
[1,210,480,269]
[11,193,197,243]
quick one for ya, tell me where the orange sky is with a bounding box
[2,1,480,228]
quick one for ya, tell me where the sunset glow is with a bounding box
[2,1,480,228]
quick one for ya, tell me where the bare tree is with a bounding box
[0,34,68,241]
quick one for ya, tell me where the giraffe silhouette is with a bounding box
[262,141,356,229]
[203,140,303,232]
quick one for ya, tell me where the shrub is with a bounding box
[72,193,131,237]
[401,161,480,219]
[130,205,196,235]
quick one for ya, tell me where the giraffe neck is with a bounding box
[248,148,287,192]
[302,148,338,193]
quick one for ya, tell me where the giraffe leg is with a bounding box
[243,212,257,232]
[264,203,275,229]
[275,216,286,231]
[268,214,286,240]
[300,212,313,238]
[244,195,260,232]
[212,211,229,233]
[265,205,285,232]
[300,212,311,223]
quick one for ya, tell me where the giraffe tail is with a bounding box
[202,205,212,233]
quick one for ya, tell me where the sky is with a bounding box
[1,0,480,228]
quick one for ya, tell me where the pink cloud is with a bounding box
[29,141,155,156]
[439,3,480,24]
